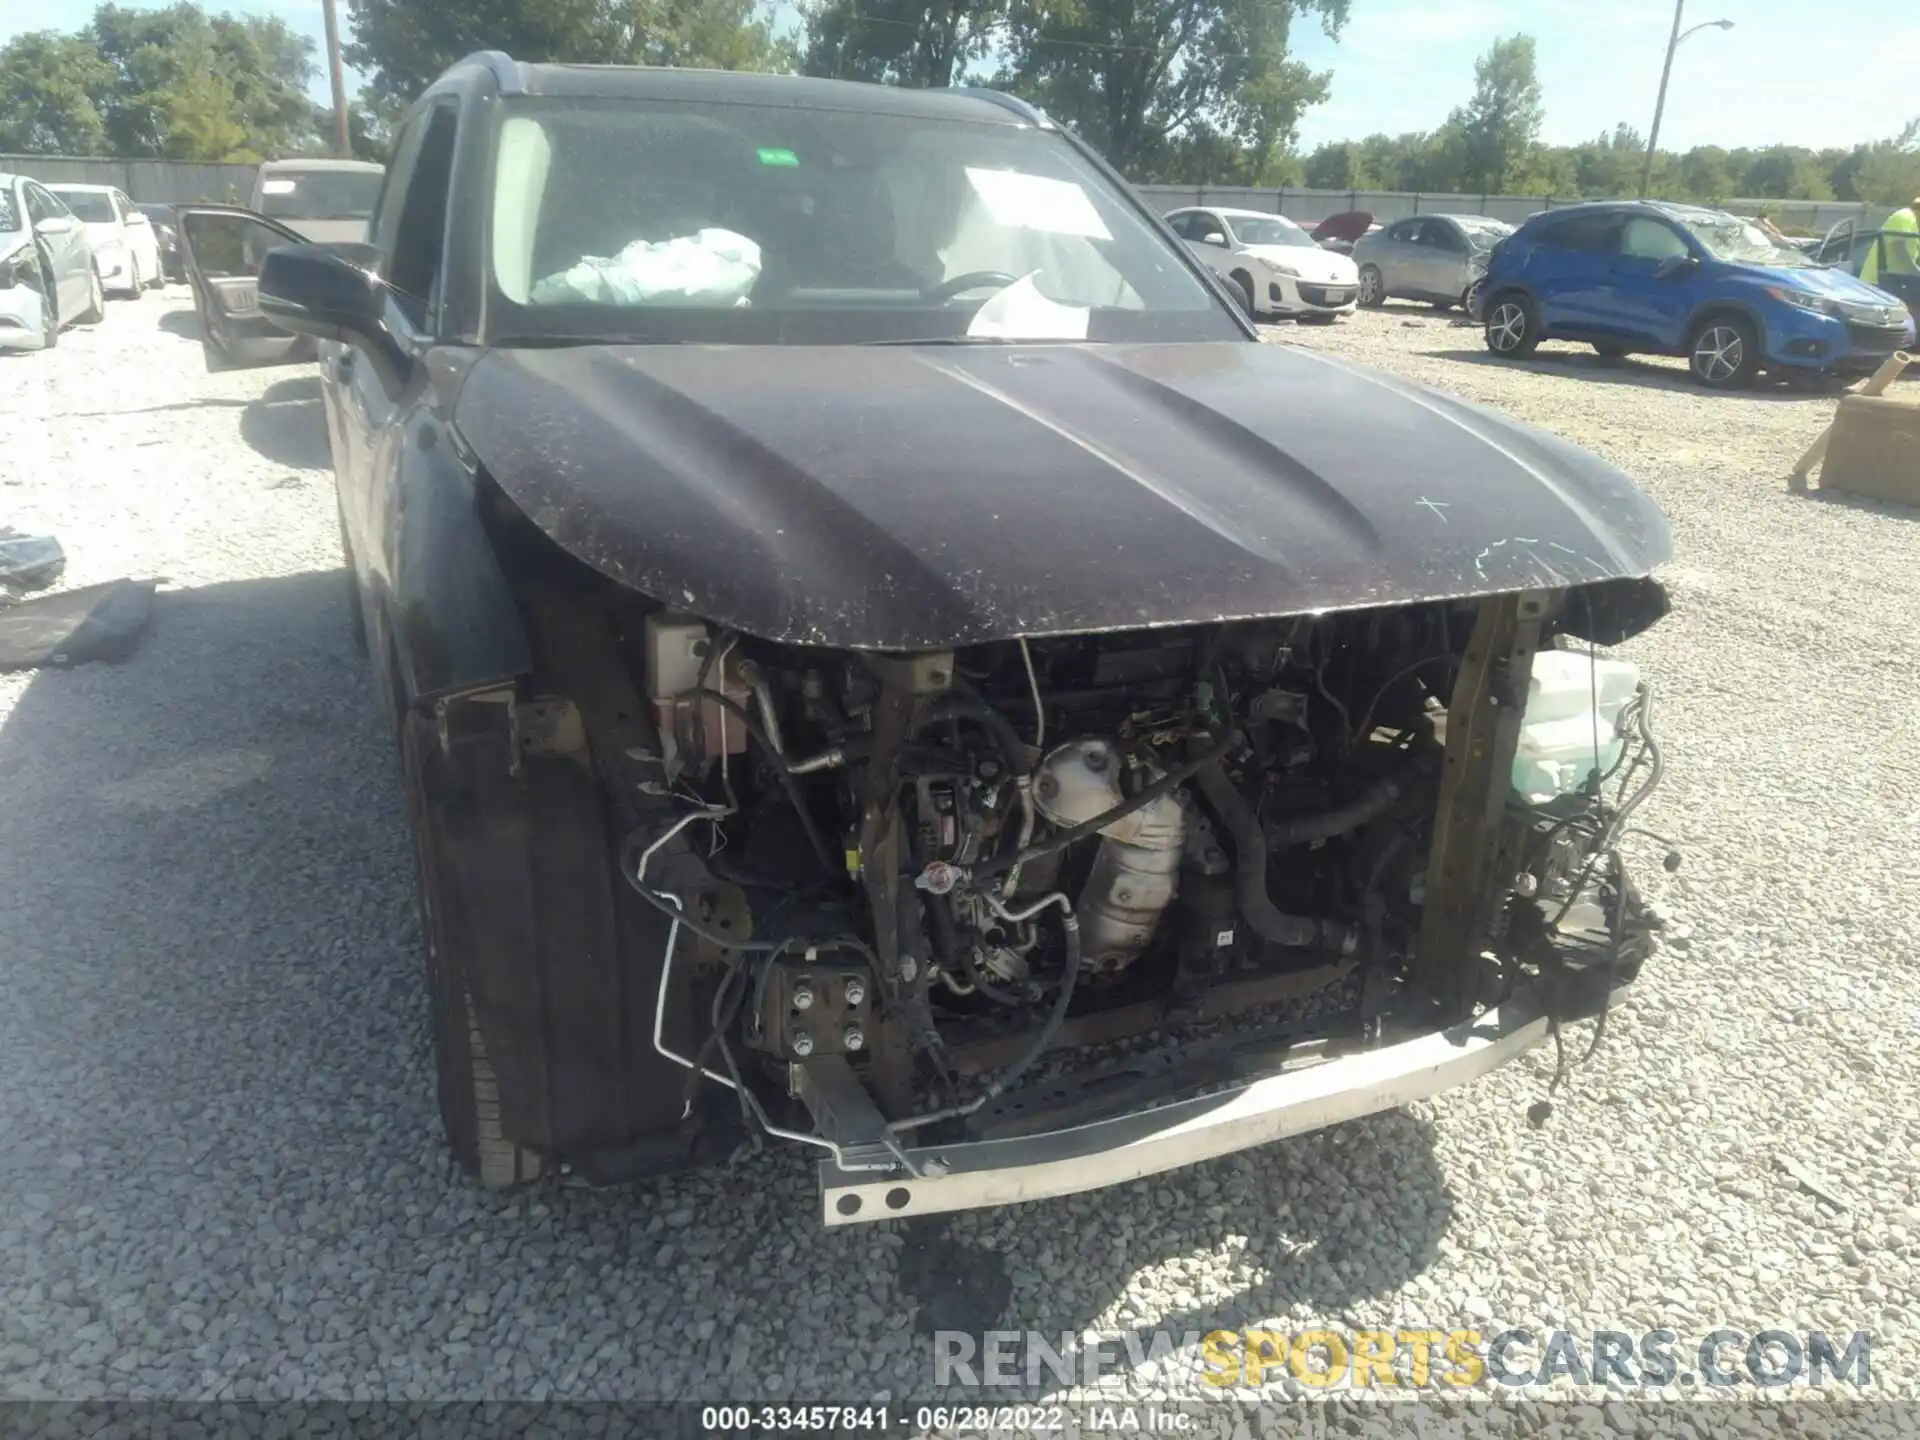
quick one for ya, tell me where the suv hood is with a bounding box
[455,340,1672,649]
[1757,263,1904,310]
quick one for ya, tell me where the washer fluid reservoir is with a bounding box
[1512,649,1641,804]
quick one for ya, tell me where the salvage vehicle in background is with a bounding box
[250,158,385,244]
[1311,211,1377,255]
[173,55,1674,1225]
[1478,201,1915,388]
[1165,206,1360,321]
[1352,213,1513,310]
[0,174,104,351]
[46,183,162,296]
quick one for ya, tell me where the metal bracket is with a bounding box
[1412,590,1554,1013]
[507,696,586,774]
[791,1056,917,1175]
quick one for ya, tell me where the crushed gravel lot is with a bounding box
[1,293,1915,1423]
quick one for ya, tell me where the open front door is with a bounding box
[173,206,313,372]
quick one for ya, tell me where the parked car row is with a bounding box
[0,158,385,355]
[1165,196,1916,389]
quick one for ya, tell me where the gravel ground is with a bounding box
[0,293,1915,1425]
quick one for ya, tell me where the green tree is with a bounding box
[997,0,1348,178]
[801,0,1003,87]
[345,0,786,110]
[1852,120,1920,206]
[1303,140,1364,188]
[87,3,319,159]
[1738,145,1834,201]
[0,31,114,154]
[1445,34,1542,193]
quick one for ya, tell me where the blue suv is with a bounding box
[1475,201,1915,388]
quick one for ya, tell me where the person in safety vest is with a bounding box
[1861,197,1919,287]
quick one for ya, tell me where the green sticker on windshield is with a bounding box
[756,147,799,167]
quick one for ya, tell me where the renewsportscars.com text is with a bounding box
[932,1328,1872,1391]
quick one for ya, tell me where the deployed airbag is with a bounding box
[530,229,762,307]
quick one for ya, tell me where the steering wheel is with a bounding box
[925,270,1022,304]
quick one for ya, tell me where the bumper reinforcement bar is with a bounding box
[819,984,1611,1225]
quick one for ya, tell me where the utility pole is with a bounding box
[1640,0,1733,199]
[322,0,351,158]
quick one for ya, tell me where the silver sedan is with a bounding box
[1352,214,1513,310]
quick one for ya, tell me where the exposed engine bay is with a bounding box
[607,588,1669,1159]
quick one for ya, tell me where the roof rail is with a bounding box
[449,50,522,93]
[947,87,1052,127]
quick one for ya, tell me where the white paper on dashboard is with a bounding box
[965,271,1090,340]
[963,168,1113,241]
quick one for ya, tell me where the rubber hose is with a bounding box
[1264,771,1412,848]
[1195,760,1358,953]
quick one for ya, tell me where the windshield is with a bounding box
[1455,218,1512,251]
[486,97,1238,345]
[1230,216,1316,248]
[52,190,115,223]
[1677,211,1809,267]
[259,170,382,221]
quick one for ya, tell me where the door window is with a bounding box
[1165,212,1197,240]
[1387,219,1421,243]
[387,105,458,330]
[1618,217,1689,261]
[1533,213,1619,253]
[1195,214,1227,244]
[24,184,66,224]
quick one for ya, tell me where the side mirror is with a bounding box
[1653,254,1699,280]
[34,215,74,236]
[1201,231,1228,247]
[127,212,150,228]
[257,243,385,346]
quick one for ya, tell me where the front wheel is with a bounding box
[1483,294,1539,358]
[124,255,145,298]
[1358,266,1386,308]
[1229,270,1256,316]
[1593,341,1629,361]
[1689,316,1759,389]
[400,697,545,1189]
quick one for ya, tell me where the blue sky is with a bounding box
[9,0,1915,154]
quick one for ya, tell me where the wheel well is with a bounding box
[1686,304,1757,342]
[1229,267,1254,288]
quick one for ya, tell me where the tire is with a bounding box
[1483,292,1539,359]
[146,257,164,290]
[399,687,544,1189]
[77,266,105,325]
[124,255,145,299]
[1299,314,1339,326]
[1688,314,1760,389]
[1358,266,1386,308]
[1593,341,1629,361]
[1229,270,1256,316]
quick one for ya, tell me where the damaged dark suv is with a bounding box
[173,54,1673,1224]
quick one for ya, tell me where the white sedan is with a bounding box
[46,183,163,297]
[1165,206,1361,322]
